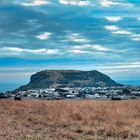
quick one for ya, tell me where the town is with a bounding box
[1,86,140,100]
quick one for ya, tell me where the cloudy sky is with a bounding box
[0,0,140,91]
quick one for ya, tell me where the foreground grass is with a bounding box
[0,99,140,140]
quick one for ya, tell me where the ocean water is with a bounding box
[118,80,140,86]
[0,83,22,92]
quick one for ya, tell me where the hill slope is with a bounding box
[17,70,121,91]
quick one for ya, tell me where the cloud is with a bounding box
[112,30,132,35]
[132,34,140,37]
[72,44,129,54]
[99,64,140,69]
[131,38,140,41]
[105,16,122,22]
[105,26,140,40]
[65,33,90,43]
[100,0,133,8]
[131,34,140,41]
[59,0,90,6]
[36,32,52,40]
[73,44,110,51]
[21,0,49,6]
[92,45,110,51]
[0,47,59,56]
[105,25,119,31]
[69,49,91,54]
[100,0,121,7]
[105,25,135,37]
[105,25,133,36]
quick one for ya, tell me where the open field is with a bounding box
[0,99,140,140]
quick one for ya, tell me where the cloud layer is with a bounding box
[0,0,140,88]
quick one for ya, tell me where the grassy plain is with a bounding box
[0,99,139,140]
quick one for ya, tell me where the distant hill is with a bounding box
[16,70,121,91]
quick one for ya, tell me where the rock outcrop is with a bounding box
[17,70,121,91]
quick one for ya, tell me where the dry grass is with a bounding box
[0,99,140,140]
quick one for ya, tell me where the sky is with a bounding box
[0,0,140,91]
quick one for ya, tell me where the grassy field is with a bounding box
[0,99,140,140]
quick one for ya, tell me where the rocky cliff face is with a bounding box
[17,70,121,91]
